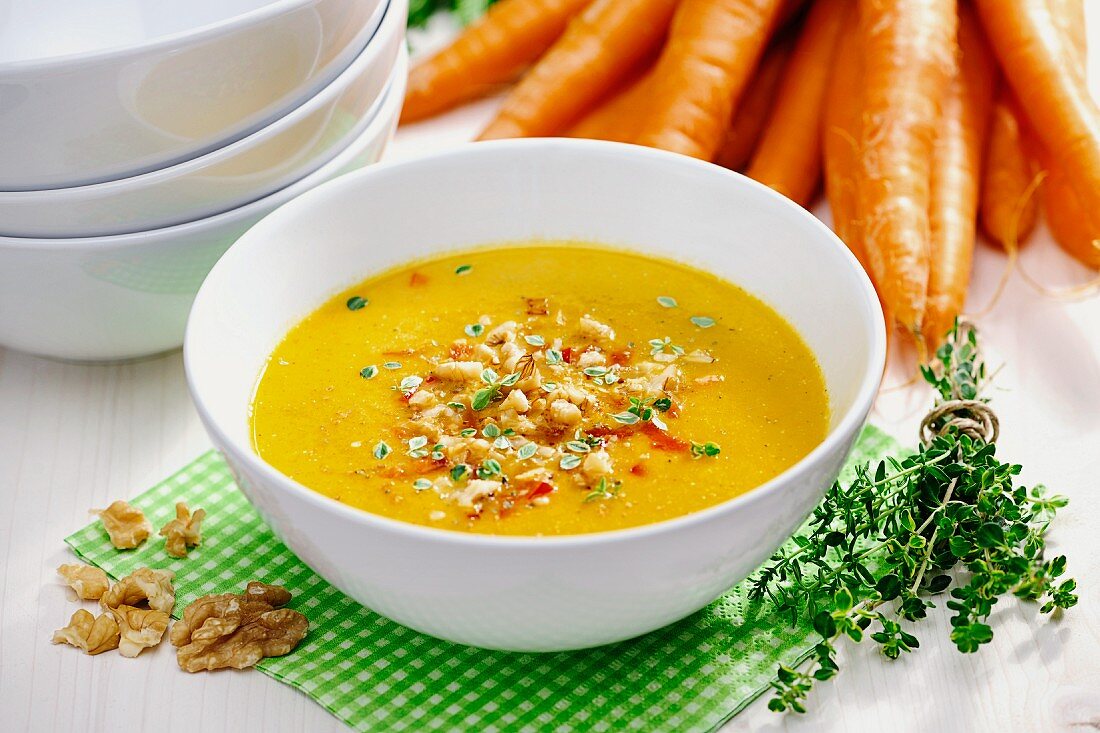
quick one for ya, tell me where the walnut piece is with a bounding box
[434,360,484,381]
[159,502,206,558]
[524,297,550,316]
[57,563,110,600]
[52,609,120,655]
[100,567,176,614]
[110,605,170,658]
[171,581,307,673]
[578,315,615,343]
[548,399,583,426]
[92,500,152,549]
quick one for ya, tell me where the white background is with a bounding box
[2,10,1100,732]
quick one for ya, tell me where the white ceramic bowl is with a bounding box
[0,49,406,363]
[184,139,887,652]
[0,0,387,191]
[0,0,404,239]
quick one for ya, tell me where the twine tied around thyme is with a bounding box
[918,320,999,447]
[919,400,999,446]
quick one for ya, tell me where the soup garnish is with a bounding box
[251,242,829,535]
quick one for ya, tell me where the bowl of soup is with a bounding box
[185,139,886,651]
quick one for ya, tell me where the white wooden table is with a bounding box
[4,18,1100,733]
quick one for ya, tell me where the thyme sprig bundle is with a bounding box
[752,321,1078,714]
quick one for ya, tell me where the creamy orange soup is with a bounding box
[250,242,829,536]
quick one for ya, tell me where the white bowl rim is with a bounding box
[0,0,396,202]
[1,0,363,73]
[184,137,888,550]
[0,49,406,253]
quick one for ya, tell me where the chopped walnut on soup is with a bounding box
[357,308,720,523]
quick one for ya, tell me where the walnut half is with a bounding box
[110,605,170,658]
[52,609,120,655]
[57,563,110,601]
[159,502,206,558]
[171,582,308,673]
[100,567,176,614]
[92,500,152,549]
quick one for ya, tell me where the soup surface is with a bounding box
[251,242,829,536]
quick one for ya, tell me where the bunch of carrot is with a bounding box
[402,0,1100,349]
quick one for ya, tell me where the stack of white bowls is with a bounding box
[0,0,408,361]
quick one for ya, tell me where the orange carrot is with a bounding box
[821,2,867,263]
[1038,0,1098,268]
[924,4,997,349]
[567,61,658,142]
[820,7,897,356]
[856,0,957,339]
[401,0,592,123]
[478,0,680,139]
[1043,162,1100,268]
[817,4,902,353]
[975,0,1100,237]
[632,0,786,160]
[745,0,848,206]
[978,90,1040,249]
[714,37,794,170]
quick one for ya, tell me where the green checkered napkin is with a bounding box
[66,424,899,733]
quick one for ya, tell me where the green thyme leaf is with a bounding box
[583,477,621,503]
[690,441,721,458]
[477,459,502,479]
[649,336,683,357]
[399,375,423,393]
[559,454,582,470]
[472,388,494,411]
